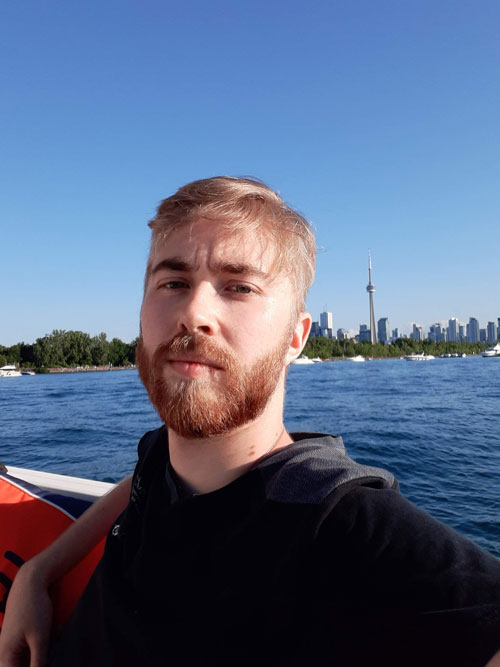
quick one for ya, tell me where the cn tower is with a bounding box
[366,253,377,344]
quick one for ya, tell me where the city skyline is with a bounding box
[309,253,499,342]
[311,310,500,344]
[2,2,499,347]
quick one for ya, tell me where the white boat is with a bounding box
[482,343,500,358]
[292,355,315,365]
[0,364,22,378]
[349,355,365,363]
[311,357,322,363]
[404,353,435,362]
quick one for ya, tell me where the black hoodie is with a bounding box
[50,427,500,666]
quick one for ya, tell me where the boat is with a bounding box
[292,355,315,365]
[482,343,500,358]
[21,370,36,376]
[0,364,22,378]
[2,464,113,501]
[0,463,112,630]
[404,353,435,362]
[311,357,322,363]
[349,355,365,363]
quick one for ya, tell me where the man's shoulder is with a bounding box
[255,432,397,505]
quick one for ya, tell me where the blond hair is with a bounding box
[147,176,316,316]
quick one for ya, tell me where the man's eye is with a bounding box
[161,280,188,289]
[230,284,253,294]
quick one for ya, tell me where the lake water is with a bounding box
[1,356,499,556]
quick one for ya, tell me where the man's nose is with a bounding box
[176,284,220,335]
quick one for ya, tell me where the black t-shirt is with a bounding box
[50,427,500,666]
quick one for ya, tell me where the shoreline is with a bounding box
[47,365,136,374]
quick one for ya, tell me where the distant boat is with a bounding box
[292,355,315,365]
[21,371,36,376]
[482,343,500,358]
[0,364,22,378]
[404,353,435,362]
[311,357,322,363]
[349,355,365,363]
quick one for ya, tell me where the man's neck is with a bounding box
[166,390,292,494]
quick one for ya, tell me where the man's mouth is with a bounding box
[166,356,223,379]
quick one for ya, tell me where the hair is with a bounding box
[146,176,316,316]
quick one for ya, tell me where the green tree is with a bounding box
[108,337,128,366]
[129,337,139,365]
[20,343,35,367]
[90,333,109,366]
[63,331,92,366]
[33,332,65,368]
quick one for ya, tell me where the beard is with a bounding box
[136,332,290,439]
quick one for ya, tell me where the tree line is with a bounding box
[0,330,138,371]
[2,332,492,370]
[303,336,491,359]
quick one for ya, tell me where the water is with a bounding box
[1,356,499,556]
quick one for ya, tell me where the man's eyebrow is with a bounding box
[149,257,269,280]
[150,257,193,275]
[212,260,268,279]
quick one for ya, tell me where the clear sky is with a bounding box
[2,0,499,346]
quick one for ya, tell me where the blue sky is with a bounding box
[1,0,499,345]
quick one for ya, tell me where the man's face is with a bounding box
[137,219,302,438]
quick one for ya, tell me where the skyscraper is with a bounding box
[320,311,333,338]
[487,321,496,343]
[309,321,320,338]
[447,318,458,342]
[377,317,390,344]
[429,323,444,342]
[468,317,480,343]
[366,253,376,344]
[358,324,371,342]
[411,324,424,342]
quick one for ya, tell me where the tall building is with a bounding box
[468,317,480,343]
[498,318,500,341]
[320,311,333,338]
[366,254,377,344]
[447,318,458,342]
[428,323,445,342]
[391,328,400,340]
[377,317,390,344]
[411,323,423,342]
[487,321,496,343]
[358,324,371,342]
[459,324,466,342]
[309,321,320,338]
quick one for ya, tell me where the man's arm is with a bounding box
[314,485,500,665]
[0,475,132,667]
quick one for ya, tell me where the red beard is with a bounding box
[136,333,290,439]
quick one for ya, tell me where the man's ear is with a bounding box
[287,312,312,364]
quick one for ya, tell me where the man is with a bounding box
[0,177,499,666]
